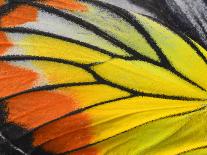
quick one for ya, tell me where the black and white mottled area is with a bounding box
[105,0,207,50]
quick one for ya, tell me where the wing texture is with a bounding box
[0,0,207,155]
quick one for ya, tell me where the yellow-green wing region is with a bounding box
[0,0,207,155]
[135,14,207,90]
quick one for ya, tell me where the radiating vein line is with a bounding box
[85,0,207,91]
[0,1,207,155]
[9,94,207,147]
[0,55,96,67]
[0,56,139,96]
[144,14,207,65]
[2,27,205,92]
[1,56,206,147]
[169,68,206,91]
[59,105,207,155]
[33,105,203,151]
[0,27,133,60]
[0,82,99,102]
[8,0,206,92]
[0,55,206,102]
[81,0,170,66]
[2,1,205,92]
[83,0,207,91]
[12,0,160,64]
[12,95,134,145]
[1,55,205,98]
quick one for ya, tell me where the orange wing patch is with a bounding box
[43,0,88,12]
[0,5,38,27]
[33,113,93,154]
[5,89,95,154]
[0,62,38,98]
[7,91,78,129]
[0,32,12,55]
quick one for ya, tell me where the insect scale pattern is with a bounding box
[0,0,207,155]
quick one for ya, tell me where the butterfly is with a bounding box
[0,0,207,154]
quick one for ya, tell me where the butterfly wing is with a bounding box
[0,0,207,155]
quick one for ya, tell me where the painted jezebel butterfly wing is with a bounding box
[0,0,207,154]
